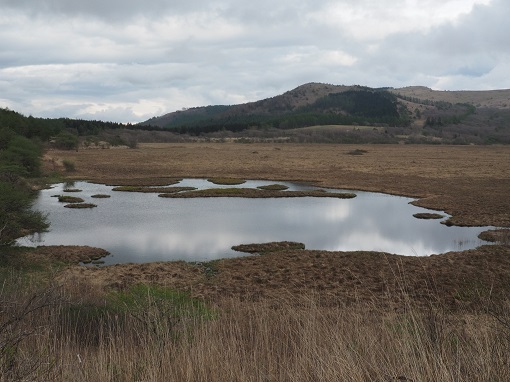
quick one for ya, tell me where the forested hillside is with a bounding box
[142,86,410,134]
[141,83,510,144]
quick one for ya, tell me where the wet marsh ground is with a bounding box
[1,143,509,381]
[40,142,510,306]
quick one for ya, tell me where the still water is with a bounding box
[18,180,492,264]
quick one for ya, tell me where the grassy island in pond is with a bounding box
[207,177,246,185]
[64,203,97,209]
[413,212,444,219]
[158,187,356,198]
[57,195,84,203]
[232,241,306,253]
[112,185,197,193]
[257,184,289,191]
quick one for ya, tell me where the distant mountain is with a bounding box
[140,83,409,133]
[391,86,510,109]
[138,83,510,144]
[141,83,510,137]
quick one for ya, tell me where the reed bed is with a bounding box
[1,270,509,382]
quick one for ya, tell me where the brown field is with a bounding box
[6,143,507,381]
[49,143,510,226]
[41,142,510,305]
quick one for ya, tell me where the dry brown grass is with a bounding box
[8,142,506,380]
[2,282,510,382]
[46,143,510,227]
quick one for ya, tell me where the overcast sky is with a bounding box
[1,0,508,123]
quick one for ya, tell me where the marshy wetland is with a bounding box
[3,143,509,381]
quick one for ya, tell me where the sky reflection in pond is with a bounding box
[18,180,493,264]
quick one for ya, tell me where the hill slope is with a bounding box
[140,83,510,144]
[141,83,406,132]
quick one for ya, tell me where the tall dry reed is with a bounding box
[1,274,509,381]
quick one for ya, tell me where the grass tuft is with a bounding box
[207,177,246,185]
[257,184,289,191]
[64,203,97,209]
[57,195,84,203]
[413,212,444,220]
[232,241,305,253]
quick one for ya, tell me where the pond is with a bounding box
[18,179,493,264]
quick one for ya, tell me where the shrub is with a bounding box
[53,131,79,150]
[62,160,76,172]
[0,179,48,245]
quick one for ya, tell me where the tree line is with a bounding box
[163,90,411,135]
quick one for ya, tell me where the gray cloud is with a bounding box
[0,0,507,122]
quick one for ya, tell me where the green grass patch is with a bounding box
[61,284,215,345]
[207,177,246,185]
[57,195,84,203]
[257,184,289,191]
[109,284,212,317]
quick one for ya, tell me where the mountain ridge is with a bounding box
[142,83,510,130]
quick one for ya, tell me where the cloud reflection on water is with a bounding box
[18,180,492,264]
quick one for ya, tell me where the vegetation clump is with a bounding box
[63,188,82,193]
[91,194,111,198]
[232,241,305,253]
[162,188,356,199]
[478,229,510,246]
[347,149,369,155]
[207,177,246,185]
[57,195,84,203]
[113,186,196,193]
[0,121,48,244]
[413,212,444,220]
[64,203,97,209]
[106,178,182,187]
[62,159,76,172]
[257,184,289,191]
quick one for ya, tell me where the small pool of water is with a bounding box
[18,179,493,264]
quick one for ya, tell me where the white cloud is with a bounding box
[0,0,508,122]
